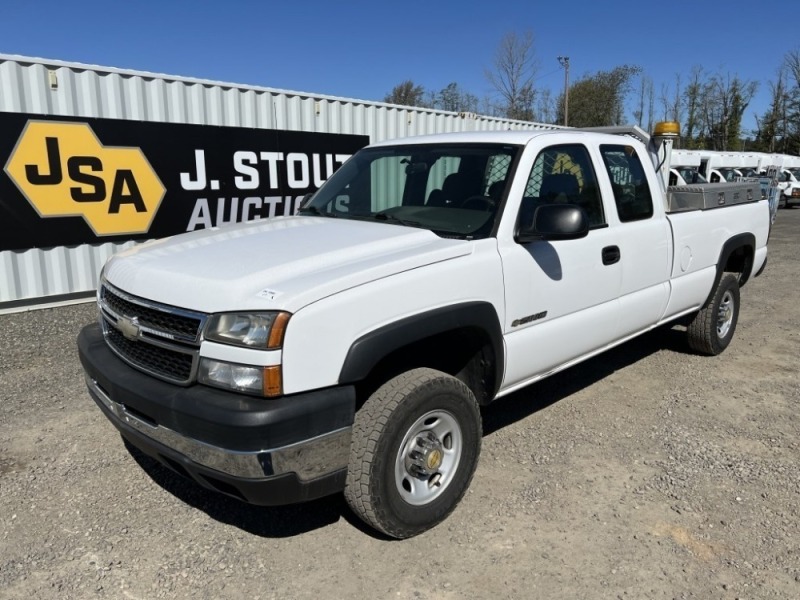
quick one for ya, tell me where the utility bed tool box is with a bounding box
[667,182,760,213]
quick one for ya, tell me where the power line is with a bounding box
[533,67,564,83]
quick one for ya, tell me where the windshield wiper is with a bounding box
[372,212,422,228]
[297,206,338,218]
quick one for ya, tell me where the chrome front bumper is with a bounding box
[86,374,351,482]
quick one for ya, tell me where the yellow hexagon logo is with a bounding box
[4,121,165,236]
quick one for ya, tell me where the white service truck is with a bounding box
[78,123,770,538]
[756,153,800,207]
[668,148,706,186]
[777,166,800,207]
[700,151,761,184]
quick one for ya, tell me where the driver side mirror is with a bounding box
[516,204,589,243]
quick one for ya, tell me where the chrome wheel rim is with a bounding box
[394,410,462,506]
[717,290,735,338]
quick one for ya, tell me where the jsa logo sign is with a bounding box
[4,121,164,235]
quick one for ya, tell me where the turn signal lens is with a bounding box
[267,312,291,349]
[263,365,283,397]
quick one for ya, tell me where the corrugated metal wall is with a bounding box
[0,54,557,309]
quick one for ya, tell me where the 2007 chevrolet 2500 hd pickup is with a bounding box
[78,123,770,538]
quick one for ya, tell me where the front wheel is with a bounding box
[687,272,740,355]
[344,368,482,539]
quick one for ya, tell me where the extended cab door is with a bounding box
[597,143,671,337]
[497,139,624,392]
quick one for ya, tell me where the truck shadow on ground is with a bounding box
[126,440,348,538]
[127,323,690,539]
[482,322,690,435]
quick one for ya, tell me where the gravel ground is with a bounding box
[1,209,798,600]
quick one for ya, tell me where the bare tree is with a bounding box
[485,31,538,121]
[657,75,683,124]
[682,66,704,146]
[784,49,800,154]
[755,70,786,152]
[702,74,757,150]
[633,74,653,128]
[535,88,556,124]
[478,95,498,117]
[671,74,683,124]
[659,82,672,122]
[786,48,800,86]
[436,82,478,113]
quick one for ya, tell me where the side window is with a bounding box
[520,144,605,227]
[600,145,654,222]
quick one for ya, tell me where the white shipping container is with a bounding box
[0,54,557,310]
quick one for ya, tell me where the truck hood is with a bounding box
[103,216,473,313]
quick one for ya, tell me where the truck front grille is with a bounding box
[100,285,203,341]
[105,326,195,382]
[98,281,207,385]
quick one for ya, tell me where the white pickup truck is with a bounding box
[78,123,770,538]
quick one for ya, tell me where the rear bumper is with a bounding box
[78,323,355,505]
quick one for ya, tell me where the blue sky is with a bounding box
[1,0,796,133]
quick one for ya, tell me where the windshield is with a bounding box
[789,168,800,180]
[298,144,520,239]
[718,168,740,182]
[677,167,707,184]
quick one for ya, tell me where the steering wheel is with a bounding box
[459,195,495,211]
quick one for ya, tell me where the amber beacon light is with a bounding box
[653,121,680,139]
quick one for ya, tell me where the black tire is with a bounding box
[687,273,740,355]
[344,368,481,539]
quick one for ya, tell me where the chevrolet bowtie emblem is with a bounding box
[117,315,141,340]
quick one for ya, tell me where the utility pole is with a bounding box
[558,56,570,127]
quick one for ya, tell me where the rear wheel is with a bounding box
[344,368,481,539]
[687,273,740,355]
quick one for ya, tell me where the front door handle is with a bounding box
[602,245,620,265]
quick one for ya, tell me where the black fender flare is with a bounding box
[338,302,504,396]
[704,233,755,307]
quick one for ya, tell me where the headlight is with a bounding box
[205,311,290,349]
[198,358,282,397]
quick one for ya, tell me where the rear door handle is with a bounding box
[602,245,620,265]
